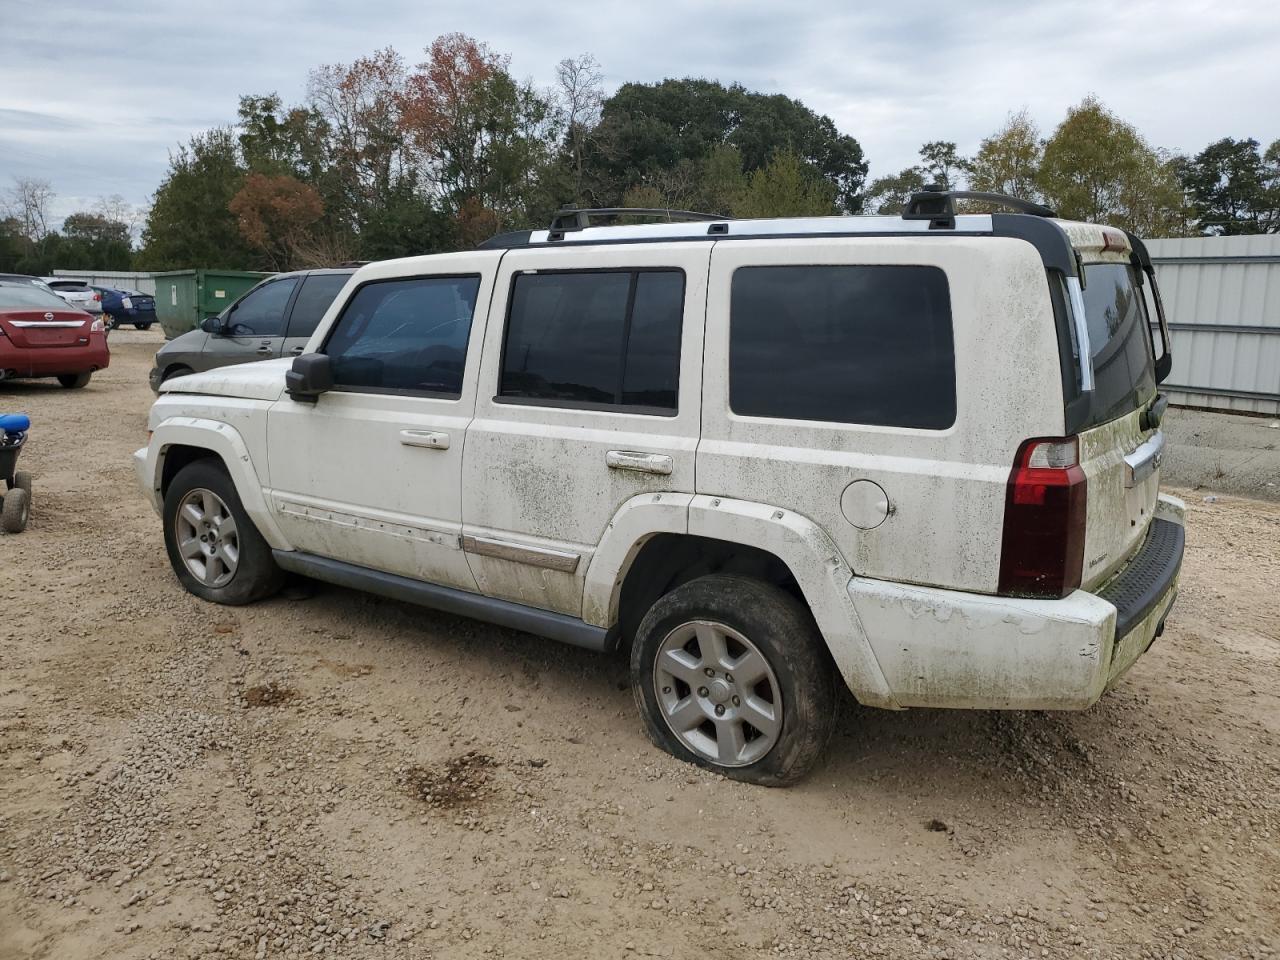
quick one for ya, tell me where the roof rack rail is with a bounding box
[548,207,727,239]
[903,187,1056,229]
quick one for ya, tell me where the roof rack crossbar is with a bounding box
[904,189,1056,228]
[549,207,727,234]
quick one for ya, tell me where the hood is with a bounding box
[156,329,208,359]
[160,357,292,402]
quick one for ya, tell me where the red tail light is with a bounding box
[93,293,102,301]
[997,437,1087,598]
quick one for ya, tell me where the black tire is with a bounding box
[108,318,121,330]
[162,458,284,605]
[1,488,30,533]
[57,372,91,389]
[134,322,152,330]
[11,471,32,498]
[162,365,193,383]
[631,574,839,786]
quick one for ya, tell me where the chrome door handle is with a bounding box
[288,345,305,355]
[606,450,673,475]
[400,429,450,450]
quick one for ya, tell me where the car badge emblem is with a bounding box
[44,312,54,320]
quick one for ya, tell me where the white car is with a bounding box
[135,193,1184,785]
[42,278,103,314]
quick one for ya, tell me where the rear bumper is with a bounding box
[849,494,1185,710]
[0,342,110,377]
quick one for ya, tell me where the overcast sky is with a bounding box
[2,0,1278,226]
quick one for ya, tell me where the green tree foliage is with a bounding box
[864,166,928,215]
[137,128,253,270]
[733,150,836,218]
[57,213,133,269]
[917,141,969,190]
[1037,97,1186,235]
[969,110,1043,200]
[588,79,867,212]
[1178,137,1280,235]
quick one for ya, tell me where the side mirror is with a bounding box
[200,315,224,334]
[285,353,332,402]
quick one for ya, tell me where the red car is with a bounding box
[0,280,109,388]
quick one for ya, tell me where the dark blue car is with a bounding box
[92,286,157,330]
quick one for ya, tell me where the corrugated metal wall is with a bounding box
[51,269,157,296]
[1145,234,1280,415]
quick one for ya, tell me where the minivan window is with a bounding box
[227,278,297,337]
[323,275,480,396]
[287,273,350,340]
[1079,263,1156,426]
[730,265,956,429]
[499,270,684,413]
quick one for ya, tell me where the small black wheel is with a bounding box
[57,372,91,389]
[11,471,32,498]
[135,322,152,330]
[108,318,121,330]
[1,488,30,533]
[162,458,284,605]
[631,574,839,786]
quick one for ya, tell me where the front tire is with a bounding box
[163,459,283,605]
[631,574,839,786]
[57,372,91,389]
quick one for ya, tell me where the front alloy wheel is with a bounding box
[175,487,239,587]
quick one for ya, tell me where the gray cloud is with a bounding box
[1,0,1277,226]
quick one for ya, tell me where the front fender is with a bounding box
[137,416,293,550]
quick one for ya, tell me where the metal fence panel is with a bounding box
[52,269,158,296]
[1145,235,1280,416]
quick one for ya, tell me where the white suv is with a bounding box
[135,194,1184,785]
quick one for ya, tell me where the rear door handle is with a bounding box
[289,345,305,355]
[400,429,450,450]
[606,450,673,475]
[256,339,274,355]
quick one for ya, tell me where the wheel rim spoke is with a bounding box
[740,696,779,739]
[666,696,704,732]
[731,649,770,687]
[179,536,204,559]
[716,719,747,764]
[658,647,703,687]
[694,622,730,669]
[181,502,204,528]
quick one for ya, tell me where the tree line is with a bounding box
[2,35,1278,275]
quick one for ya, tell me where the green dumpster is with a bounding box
[153,269,272,340]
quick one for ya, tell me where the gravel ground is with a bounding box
[1,329,1278,960]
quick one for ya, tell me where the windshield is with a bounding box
[1079,262,1156,426]
[0,283,82,311]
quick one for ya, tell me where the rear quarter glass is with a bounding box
[1076,262,1157,428]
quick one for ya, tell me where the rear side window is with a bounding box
[730,265,955,428]
[226,278,297,337]
[287,273,349,340]
[1079,263,1156,426]
[499,270,684,413]
[323,275,480,396]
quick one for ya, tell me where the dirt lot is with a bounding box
[2,330,1278,960]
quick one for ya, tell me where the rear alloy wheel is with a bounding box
[163,459,283,605]
[57,372,91,389]
[631,574,839,786]
[1,488,30,533]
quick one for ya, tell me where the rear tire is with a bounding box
[135,322,152,330]
[1,488,30,533]
[631,574,839,786]
[162,459,284,605]
[57,372,91,389]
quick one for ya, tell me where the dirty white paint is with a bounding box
[699,237,1065,595]
[133,220,1183,714]
[460,243,709,617]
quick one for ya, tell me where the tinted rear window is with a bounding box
[288,273,350,340]
[499,270,684,412]
[730,265,956,428]
[1079,263,1156,425]
[0,284,76,310]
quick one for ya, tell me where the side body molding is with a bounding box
[139,416,293,550]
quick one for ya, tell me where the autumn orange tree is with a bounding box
[228,173,325,270]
